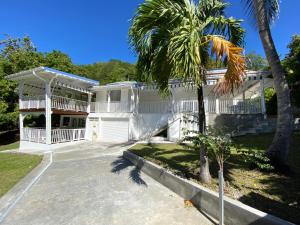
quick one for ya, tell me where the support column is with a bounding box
[45,83,52,145]
[107,91,110,112]
[130,87,135,113]
[87,93,92,113]
[19,114,25,141]
[171,88,175,113]
[260,79,267,118]
[18,82,25,142]
[18,82,24,110]
[215,98,220,114]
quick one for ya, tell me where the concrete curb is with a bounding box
[123,150,294,225]
[0,152,52,222]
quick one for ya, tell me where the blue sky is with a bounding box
[0,0,299,65]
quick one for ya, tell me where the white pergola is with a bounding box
[7,67,99,147]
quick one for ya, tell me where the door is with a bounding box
[88,117,99,141]
[101,118,129,142]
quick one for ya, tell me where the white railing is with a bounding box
[89,99,262,114]
[139,101,171,113]
[19,95,88,112]
[219,99,262,114]
[51,129,85,144]
[20,95,46,109]
[51,95,88,112]
[90,102,131,113]
[174,99,262,114]
[174,100,199,113]
[22,127,46,143]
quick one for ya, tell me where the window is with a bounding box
[107,90,121,102]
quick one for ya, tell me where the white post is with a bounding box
[18,82,25,143]
[135,88,140,114]
[45,83,52,145]
[130,87,135,113]
[18,82,24,110]
[219,170,224,225]
[107,91,111,113]
[87,93,92,113]
[260,79,267,118]
[216,98,220,114]
[19,114,24,141]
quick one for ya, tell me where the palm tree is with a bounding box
[242,0,293,168]
[129,0,245,183]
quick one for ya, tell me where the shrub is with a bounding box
[264,88,277,115]
[184,128,232,170]
[237,149,274,172]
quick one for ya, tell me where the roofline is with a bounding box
[6,67,99,86]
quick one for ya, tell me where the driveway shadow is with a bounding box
[111,156,148,187]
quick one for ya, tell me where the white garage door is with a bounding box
[101,118,129,142]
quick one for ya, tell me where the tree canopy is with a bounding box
[0,36,136,131]
[283,35,300,107]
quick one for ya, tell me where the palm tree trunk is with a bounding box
[197,86,211,183]
[254,0,293,168]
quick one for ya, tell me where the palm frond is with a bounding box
[208,35,246,94]
[241,0,280,26]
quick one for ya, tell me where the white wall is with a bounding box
[131,113,171,140]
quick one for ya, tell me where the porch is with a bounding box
[22,127,85,144]
[7,67,99,150]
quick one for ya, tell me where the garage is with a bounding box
[100,118,129,142]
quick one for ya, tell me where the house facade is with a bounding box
[7,67,273,151]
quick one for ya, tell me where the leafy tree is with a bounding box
[242,0,293,168]
[44,50,76,73]
[246,51,268,70]
[0,36,137,131]
[283,35,300,107]
[264,87,277,115]
[78,60,136,85]
[0,36,44,75]
[129,0,245,183]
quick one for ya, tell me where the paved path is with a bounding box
[2,142,214,225]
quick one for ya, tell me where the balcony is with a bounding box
[90,102,131,113]
[19,95,88,113]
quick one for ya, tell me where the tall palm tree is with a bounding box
[242,0,293,168]
[129,0,245,183]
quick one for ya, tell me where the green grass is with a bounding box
[0,153,42,197]
[0,141,20,151]
[129,133,300,224]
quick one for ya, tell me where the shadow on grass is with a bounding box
[0,130,19,146]
[239,192,299,224]
[110,156,147,187]
[130,140,300,224]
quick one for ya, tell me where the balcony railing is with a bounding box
[21,127,85,144]
[22,127,46,143]
[138,101,171,113]
[51,95,88,112]
[19,95,88,112]
[51,128,85,144]
[90,102,131,113]
[20,95,46,109]
[174,99,262,114]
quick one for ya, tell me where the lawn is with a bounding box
[0,141,20,151]
[0,153,42,197]
[129,132,300,224]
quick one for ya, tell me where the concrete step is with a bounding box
[150,136,168,142]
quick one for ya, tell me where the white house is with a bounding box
[7,67,273,151]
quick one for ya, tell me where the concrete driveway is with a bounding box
[2,142,214,225]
